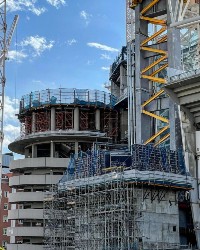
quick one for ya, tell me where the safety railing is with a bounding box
[20,88,117,112]
[169,68,200,83]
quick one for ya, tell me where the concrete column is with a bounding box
[74,107,79,131]
[32,144,37,158]
[95,109,100,131]
[111,80,120,98]
[32,112,36,133]
[51,107,56,131]
[50,141,55,158]
[120,65,127,96]
[120,109,128,140]
[25,148,29,158]
[75,141,79,154]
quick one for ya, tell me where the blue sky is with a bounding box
[4,0,126,154]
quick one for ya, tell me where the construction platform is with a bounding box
[164,68,200,124]
[58,144,192,191]
[20,88,117,112]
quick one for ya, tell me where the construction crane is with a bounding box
[0,1,19,197]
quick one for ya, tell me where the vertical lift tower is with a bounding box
[128,0,200,247]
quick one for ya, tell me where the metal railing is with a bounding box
[169,68,200,83]
[20,88,117,112]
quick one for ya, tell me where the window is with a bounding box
[2,241,7,247]
[23,239,30,243]
[24,204,31,209]
[18,220,23,225]
[4,191,9,198]
[173,226,176,232]
[3,216,8,222]
[3,203,8,210]
[3,228,7,235]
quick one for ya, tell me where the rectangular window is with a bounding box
[4,191,9,198]
[2,241,7,247]
[3,203,8,210]
[3,216,8,222]
[3,228,7,235]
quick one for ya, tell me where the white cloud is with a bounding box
[4,124,20,136]
[3,96,20,150]
[8,50,28,63]
[100,53,111,60]
[4,124,20,149]
[46,0,66,8]
[80,10,92,25]
[87,42,119,52]
[7,0,46,16]
[67,39,77,46]
[7,0,66,15]
[101,66,110,71]
[20,35,54,56]
[4,96,19,122]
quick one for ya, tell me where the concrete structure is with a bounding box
[0,173,12,249]
[43,1,200,249]
[7,1,200,249]
[0,154,15,250]
[7,88,118,250]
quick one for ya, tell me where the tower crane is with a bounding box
[0,1,19,196]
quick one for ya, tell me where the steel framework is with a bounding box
[127,0,200,149]
[35,111,50,132]
[104,110,118,139]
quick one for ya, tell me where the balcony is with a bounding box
[7,227,43,237]
[9,175,63,187]
[7,244,44,250]
[8,209,43,220]
[9,192,45,203]
[10,157,70,171]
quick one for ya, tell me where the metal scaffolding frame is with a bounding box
[35,111,50,132]
[104,110,119,139]
[43,144,192,250]
[44,176,143,250]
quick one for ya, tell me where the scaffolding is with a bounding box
[44,145,192,250]
[44,175,143,250]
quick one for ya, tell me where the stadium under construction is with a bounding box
[7,0,200,250]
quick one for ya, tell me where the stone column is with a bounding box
[32,112,36,133]
[95,109,100,131]
[51,107,56,131]
[74,107,79,131]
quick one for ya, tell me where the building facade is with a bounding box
[0,154,14,249]
[7,88,120,250]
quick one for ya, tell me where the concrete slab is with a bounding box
[164,69,200,124]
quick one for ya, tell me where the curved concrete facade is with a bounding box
[9,157,70,171]
[8,88,116,249]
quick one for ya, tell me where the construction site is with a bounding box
[3,0,200,249]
